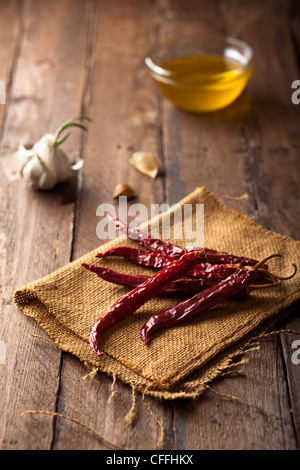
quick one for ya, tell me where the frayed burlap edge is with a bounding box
[14,186,300,450]
[21,290,299,401]
[13,187,300,400]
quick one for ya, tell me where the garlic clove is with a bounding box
[18,144,34,160]
[53,147,72,183]
[21,154,57,190]
[32,133,54,155]
[129,151,159,179]
[112,183,136,200]
[18,144,35,170]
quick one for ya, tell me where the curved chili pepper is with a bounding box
[188,263,242,280]
[107,212,184,257]
[96,247,175,270]
[89,250,215,356]
[82,263,216,297]
[140,268,257,344]
[198,252,258,266]
[96,246,242,281]
[107,212,258,265]
[140,254,294,343]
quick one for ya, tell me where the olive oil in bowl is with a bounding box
[145,38,253,112]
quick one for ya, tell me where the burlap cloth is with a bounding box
[14,187,300,400]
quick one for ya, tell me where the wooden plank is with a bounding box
[221,0,300,448]
[2,0,297,451]
[158,0,256,215]
[73,0,165,258]
[54,0,300,450]
[0,0,22,134]
[169,340,295,450]
[0,0,89,449]
[52,0,168,450]
[157,0,298,449]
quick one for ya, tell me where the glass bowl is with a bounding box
[145,37,253,112]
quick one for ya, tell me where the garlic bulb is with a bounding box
[19,116,90,190]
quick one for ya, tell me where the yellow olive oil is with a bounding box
[152,55,252,112]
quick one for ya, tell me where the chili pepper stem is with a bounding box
[248,259,297,292]
[252,253,282,271]
[248,281,280,291]
[266,263,297,281]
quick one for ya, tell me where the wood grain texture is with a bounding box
[73,0,165,259]
[1,0,299,450]
[220,0,300,448]
[155,0,300,450]
[0,0,22,136]
[0,0,89,449]
[54,0,167,451]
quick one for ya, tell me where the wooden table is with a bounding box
[1,0,299,451]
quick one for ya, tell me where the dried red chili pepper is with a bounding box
[107,212,184,257]
[96,247,175,270]
[185,262,241,280]
[139,255,297,344]
[96,246,241,281]
[89,250,218,356]
[82,263,216,297]
[140,267,257,344]
[107,212,258,265]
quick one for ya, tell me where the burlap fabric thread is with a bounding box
[14,187,300,400]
